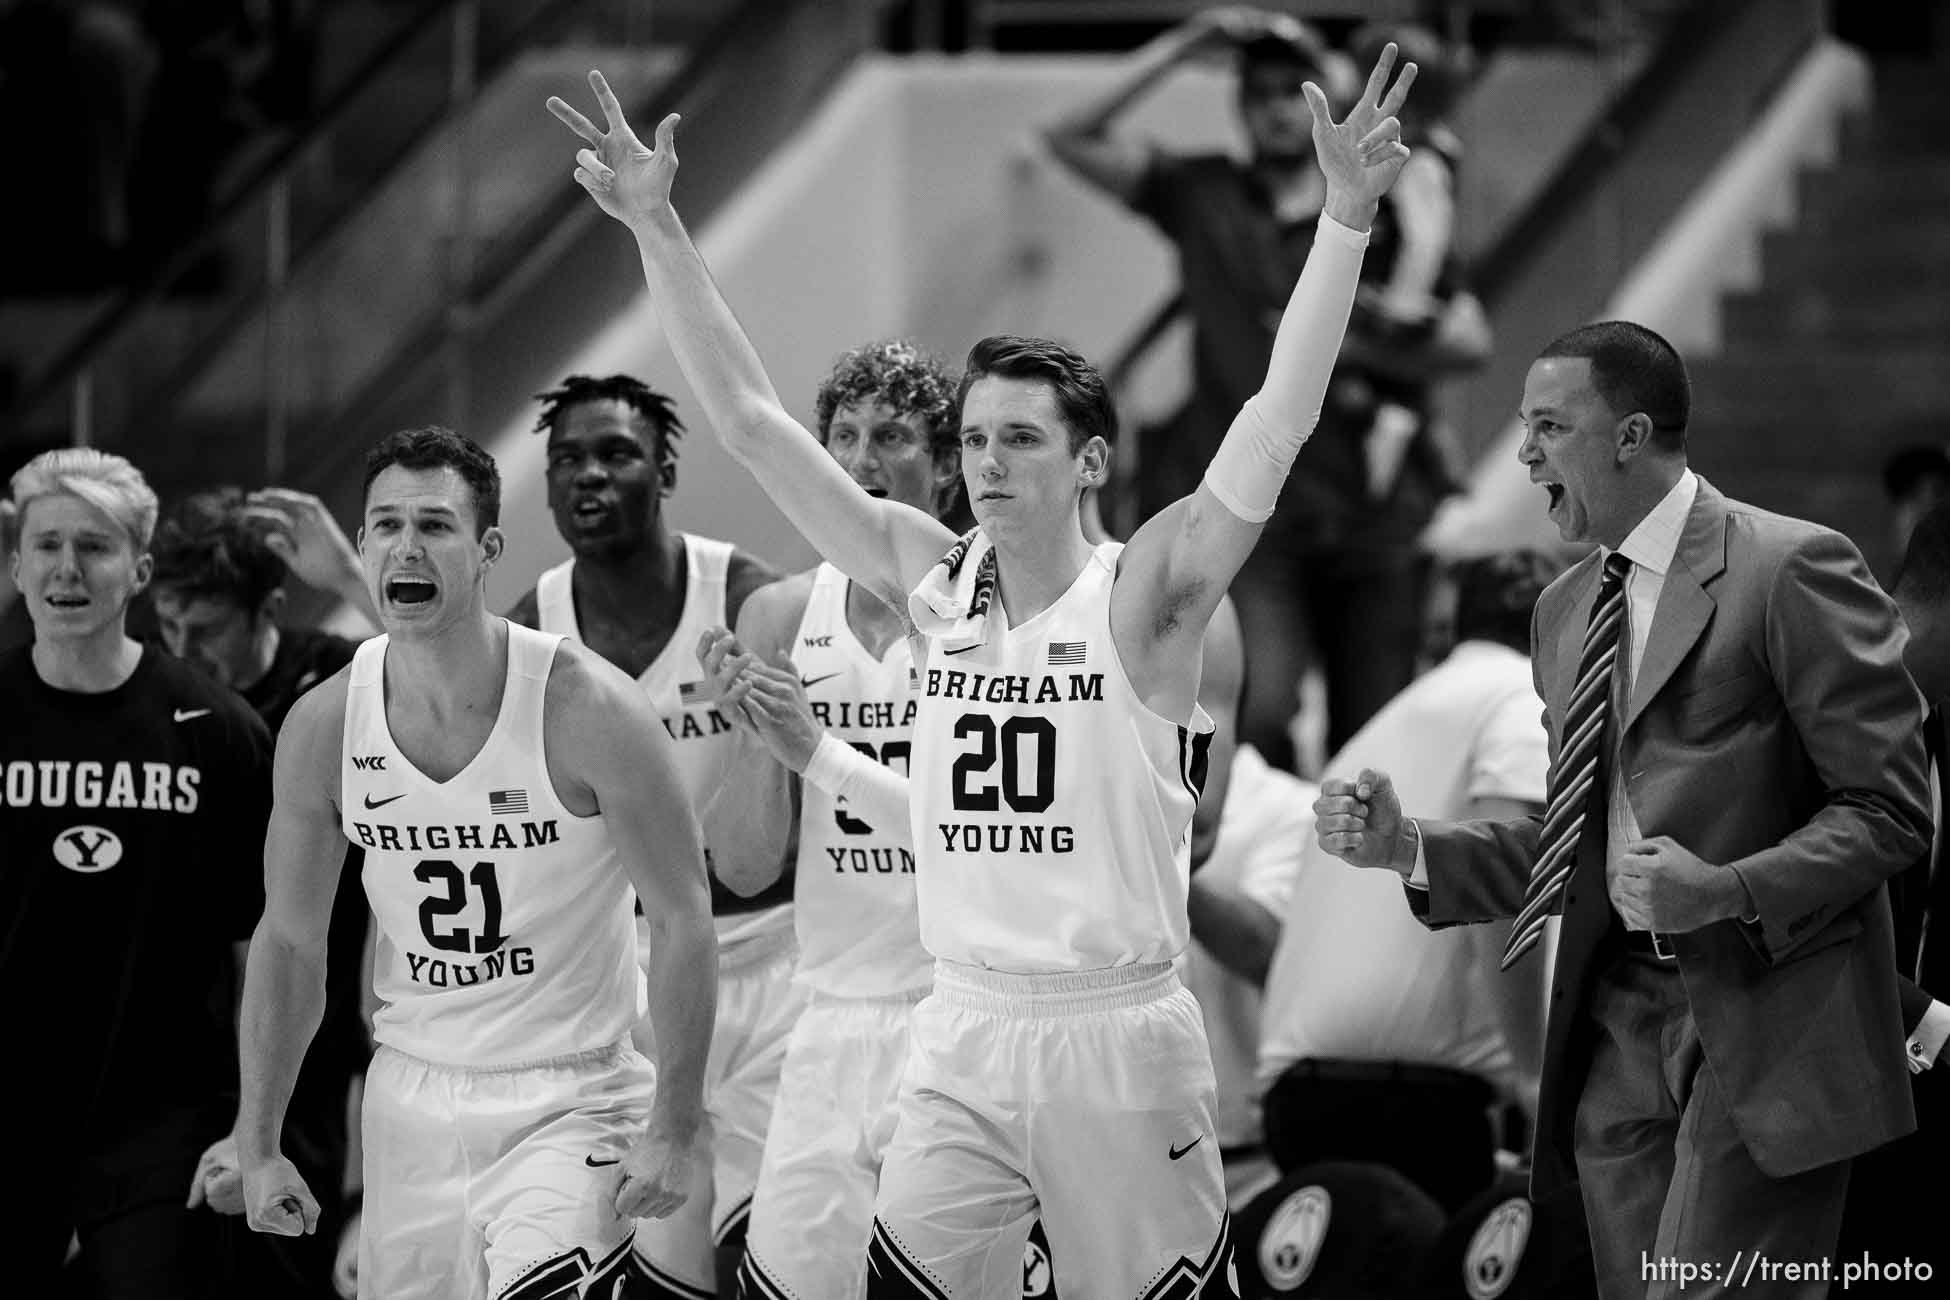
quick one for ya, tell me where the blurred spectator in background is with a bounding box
[1,447,270,1295]
[1043,8,1489,769]
[0,0,156,291]
[1882,441,1950,576]
[1257,548,1559,1216]
[151,484,373,1298]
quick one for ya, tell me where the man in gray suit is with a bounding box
[1314,320,1929,1298]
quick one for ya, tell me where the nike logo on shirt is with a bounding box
[173,708,212,723]
[1168,1136,1203,1161]
[363,793,407,810]
[585,1155,620,1168]
[800,673,843,690]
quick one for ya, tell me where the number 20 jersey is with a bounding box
[908,542,1213,972]
[342,625,639,1067]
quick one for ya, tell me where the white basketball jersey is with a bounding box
[790,564,931,997]
[909,542,1213,972]
[342,624,637,1067]
[537,534,792,950]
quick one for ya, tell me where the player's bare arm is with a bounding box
[724,547,788,631]
[548,73,956,607]
[1111,46,1415,719]
[236,671,354,1238]
[685,574,809,897]
[544,640,716,1221]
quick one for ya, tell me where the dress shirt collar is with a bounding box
[1607,469,1698,578]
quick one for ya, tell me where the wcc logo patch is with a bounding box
[53,825,124,873]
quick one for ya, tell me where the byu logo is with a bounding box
[54,825,124,873]
[352,755,388,771]
[1259,1185,1331,1291]
[1464,1198,1533,1299]
[1021,1237,1052,1297]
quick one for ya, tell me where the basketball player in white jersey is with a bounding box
[550,47,1413,1296]
[235,427,717,1300]
[703,470,1245,1300]
[502,375,798,1299]
[681,339,958,1299]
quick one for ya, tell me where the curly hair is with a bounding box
[812,340,960,465]
[533,374,685,480]
[149,486,287,610]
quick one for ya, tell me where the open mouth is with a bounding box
[861,486,889,499]
[386,577,437,605]
[45,593,89,609]
[571,498,610,522]
[1543,484,1565,511]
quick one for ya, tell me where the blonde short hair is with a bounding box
[8,447,160,554]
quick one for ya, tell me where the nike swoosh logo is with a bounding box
[363,793,407,809]
[173,708,211,722]
[1168,1136,1203,1161]
[942,643,981,655]
[800,672,842,690]
[585,1155,620,1168]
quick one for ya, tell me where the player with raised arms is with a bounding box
[549,47,1413,1295]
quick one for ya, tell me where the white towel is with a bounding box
[907,527,998,652]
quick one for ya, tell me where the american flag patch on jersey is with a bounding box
[1048,641,1086,666]
[488,789,529,816]
[678,681,705,704]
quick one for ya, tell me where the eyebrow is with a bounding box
[366,503,461,519]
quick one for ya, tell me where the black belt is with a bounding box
[1622,929,1677,960]
[1277,1057,1491,1096]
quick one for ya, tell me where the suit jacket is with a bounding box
[1415,478,1930,1195]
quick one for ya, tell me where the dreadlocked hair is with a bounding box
[533,374,686,476]
[814,340,960,463]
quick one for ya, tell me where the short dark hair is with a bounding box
[1895,500,1950,606]
[958,335,1116,455]
[363,426,501,535]
[150,486,287,610]
[814,339,960,464]
[1453,549,1562,653]
[1883,443,1950,503]
[533,374,685,481]
[1537,320,1691,450]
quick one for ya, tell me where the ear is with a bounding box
[131,551,154,595]
[257,588,288,627]
[481,526,506,569]
[1077,436,1111,487]
[659,459,678,499]
[1614,412,1655,464]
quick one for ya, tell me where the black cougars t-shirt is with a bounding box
[0,643,270,1184]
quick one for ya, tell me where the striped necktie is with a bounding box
[1502,552,1632,970]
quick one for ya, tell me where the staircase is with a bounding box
[1689,48,1950,580]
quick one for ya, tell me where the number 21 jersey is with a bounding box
[342,624,638,1067]
[909,542,1213,972]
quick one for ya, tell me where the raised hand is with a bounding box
[243,488,362,595]
[1304,42,1417,222]
[547,70,679,228]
